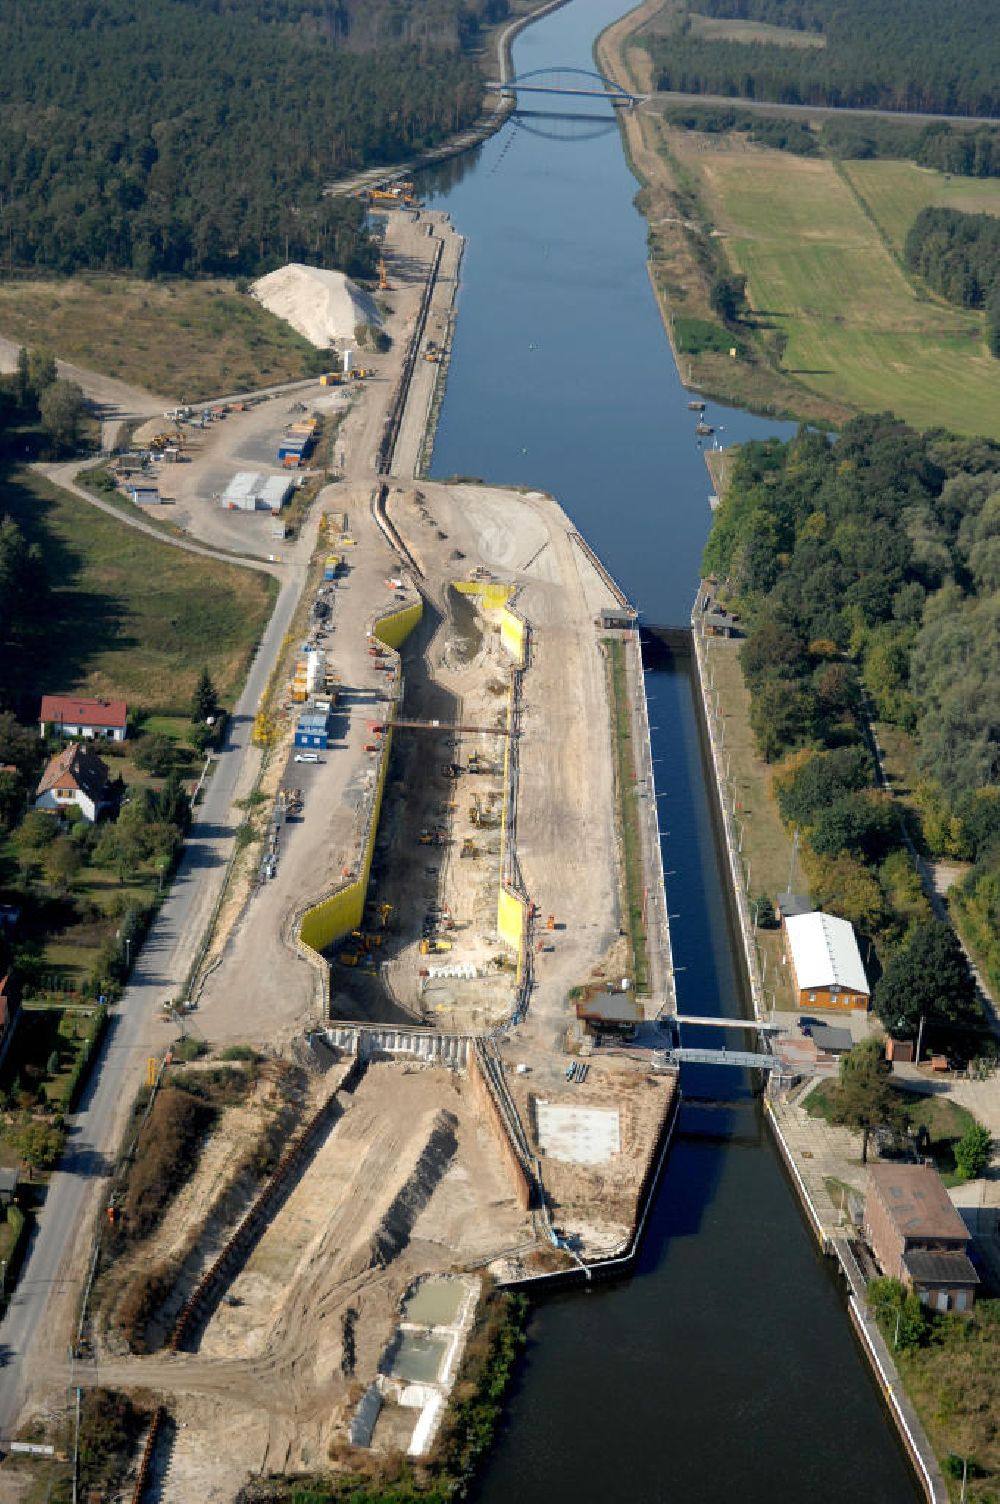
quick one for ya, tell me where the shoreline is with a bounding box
[688,593,947,1504]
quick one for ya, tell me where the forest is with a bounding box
[704,416,1000,1041]
[904,208,1000,355]
[0,0,501,278]
[647,0,1000,117]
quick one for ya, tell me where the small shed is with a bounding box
[598,606,637,631]
[0,1167,17,1207]
[776,892,813,926]
[127,484,160,505]
[295,708,330,750]
[575,993,642,1039]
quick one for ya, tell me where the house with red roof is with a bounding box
[35,743,116,823]
[39,695,128,743]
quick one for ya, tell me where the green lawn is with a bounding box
[703,636,800,1010]
[691,145,1000,438]
[843,160,1000,257]
[606,639,649,993]
[806,1078,976,1181]
[0,466,276,713]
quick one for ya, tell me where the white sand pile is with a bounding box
[251,263,382,348]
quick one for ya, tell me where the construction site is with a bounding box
[0,190,680,1504]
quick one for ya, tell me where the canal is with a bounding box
[421,2,923,1500]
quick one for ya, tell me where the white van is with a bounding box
[294,751,320,764]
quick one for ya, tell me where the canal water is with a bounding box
[421,2,923,1499]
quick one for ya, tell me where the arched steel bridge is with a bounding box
[486,66,642,109]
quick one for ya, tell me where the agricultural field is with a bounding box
[842,159,1000,256]
[688,12,825,47]
[684,138,1000,438]
[0,278,326,402]
[0,467,276,712]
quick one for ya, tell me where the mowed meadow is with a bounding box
[842,158,1000,254]
[681,138,1000,437]
[2,468,277,712]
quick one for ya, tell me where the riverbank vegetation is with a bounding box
[0,0,502,281]
[643,0,1000,117]
[867,1286,1000,1502]
[703,415,1000,1054]
[605,640,650,994]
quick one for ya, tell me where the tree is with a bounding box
[13,1117,65,1173]
[874,920,979,1039]
[811,791,899,862]
[776,745,872,826]
[39,379,85,454]
[867,1278,928,1351]
[42,835,82,893]
[748,679,817,763]
[954,1122,992,1180]
[191,668,218,724]
[15,345,30,406]
[133,733,175,777]
[709,273,747,323]
[27,348,57,393]
[831,1037,903,1163]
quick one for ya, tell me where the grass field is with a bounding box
[0,277,325,401]
[688,12,825,47]
[704,636,800,1010]
[0,467,276,712]
[687,140,1000,437]
[843,160,1000,257]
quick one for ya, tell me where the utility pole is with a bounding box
[787,828,800,894]
[915,1014,926,1066]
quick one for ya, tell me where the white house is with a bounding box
[39,695,128,742]
[35,743,115,823]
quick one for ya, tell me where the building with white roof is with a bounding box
[221,472,293,513]
[783,910,870,1012]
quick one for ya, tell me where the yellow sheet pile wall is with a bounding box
[298,598,423,957]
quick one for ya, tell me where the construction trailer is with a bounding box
[294,707,331,750]
[323,555,341,581]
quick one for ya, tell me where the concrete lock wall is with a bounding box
[467,1045,532,1210]
[298,600,423,957]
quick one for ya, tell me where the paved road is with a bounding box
[644,88,1000,127]
[0,519,313,1440]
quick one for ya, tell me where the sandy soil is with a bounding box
[252,264,382,348]
[84,1061,530,1500]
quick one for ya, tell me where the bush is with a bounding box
[119,1086,216,1244]
[118,1261,177,1352]
[954,1122,992,1180]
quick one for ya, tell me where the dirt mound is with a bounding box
[344,1109,458,1279]
[251,263,382,347]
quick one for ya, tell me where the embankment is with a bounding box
[688,584,946,1503]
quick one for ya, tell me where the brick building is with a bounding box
[865,1163,978,1313]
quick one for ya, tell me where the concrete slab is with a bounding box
[536,1102,621,1165]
